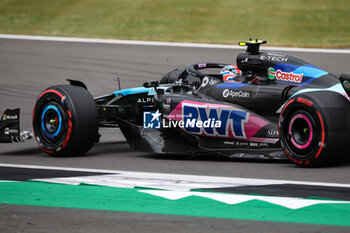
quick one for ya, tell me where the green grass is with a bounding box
[0,0,349,48]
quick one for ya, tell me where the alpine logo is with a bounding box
[137,97,154,104]
[268,67,303,83]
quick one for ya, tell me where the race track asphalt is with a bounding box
[0,38,350,232]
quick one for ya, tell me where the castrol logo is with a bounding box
[268,67,303,83]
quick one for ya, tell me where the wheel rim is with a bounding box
[282,109,319,160]
[288,113,313,149]
[38,102,66,146]
[41,105,62,138]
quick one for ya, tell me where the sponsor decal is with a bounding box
[223,89,250,98]
[143,110,161,129]
[223,141,235,145]
[242,58,249,63]
[202,77,219,87]
[343,80,350,91]
[223,141,249,146]
[261,53,288,62]
[268,67,303,83]
[166,98,172,104]
[267,53,285,56]
[167,100,273,142]
[162,118,221,129]
[1,114,18,121]
[137,97,154,104]
[182,102,249,139]
[198,63,207,68]
[4,128,18,135]
[259,142,268,147]
[267,130,279,137]
[202,77,209,87]
[267,67,276,80]
[162,103,171,110]
[223,141,269,148]
[209,79,219,86]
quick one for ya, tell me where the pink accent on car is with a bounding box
[288,114,313,149]
[167,100,271,142]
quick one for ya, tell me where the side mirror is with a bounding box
[143,80,159,88]
[340,73,350,97]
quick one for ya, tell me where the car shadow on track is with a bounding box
[141,153,291,164]
[2,141,350,168]
[41,141,134,158]
[0,141,131,157]
[141,153,350,168]
[86,141,135,157]
[0,147,43,156]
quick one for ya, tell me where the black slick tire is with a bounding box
[33,84,98,156]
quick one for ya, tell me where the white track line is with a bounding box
[139,190,350,209]
[1,34,350,54]
[1,163,350,189]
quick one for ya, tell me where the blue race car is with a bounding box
[1,40,350,167]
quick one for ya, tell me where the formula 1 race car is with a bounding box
[1,40,350,167]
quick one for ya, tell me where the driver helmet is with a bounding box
[220,65,242,82]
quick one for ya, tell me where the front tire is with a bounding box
[33,85,98,156]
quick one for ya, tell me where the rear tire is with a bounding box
[279,92,349,167]
[33,85,98,156]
